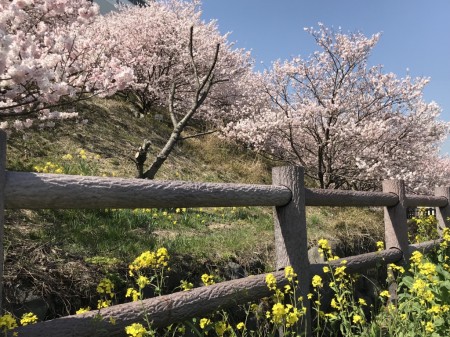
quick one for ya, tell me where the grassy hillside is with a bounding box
[3,96,384,319]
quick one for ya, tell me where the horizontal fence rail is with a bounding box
[5,172,449,210]
[4,172,292,209]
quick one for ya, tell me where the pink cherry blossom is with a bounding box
[223,24,449,193]
[0,0,133,131]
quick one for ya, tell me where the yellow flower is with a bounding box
[286,311,299,327]
[201,274,215,286]
[180,280,194,291]
[325,312,338,320]
[318,239,330,251]
[424,321,434,333]
[156,247,170,267]
[265,273,277,291]
[236,322,245,330]
[129,251,156,274]
[353,314,364,324]
[75,307,91,315]
[19,312,38,326]
[379,290,391,299]
[284,284,292,294]
[331,298,341,310]
[271,303,285,324]
[419,262,437,277]
[125,323,147,337]
[388,264,405,273]
[358,298,367,306]
[199,318,211,329]
[125,288,140,302]
[0,313,18,331]
[97,278,115,298]
[334,266,346,279]
[323,266,330,273]
[136,276,150,289]
[97,300,111,309]
[410,251,423,265]
[284,266,297,281]
[311,275,323,288]
[427,305,441,315]
[62,154,73,161]
[376,241,384,251]
[78,149,87,160]
[215,321,229,336]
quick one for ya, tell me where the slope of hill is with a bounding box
[3,96,384,319]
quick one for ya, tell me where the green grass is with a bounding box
[31,206,274,267]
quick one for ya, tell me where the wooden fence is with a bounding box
[1,130,450,336]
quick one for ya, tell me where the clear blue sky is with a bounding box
[201,0,450,154]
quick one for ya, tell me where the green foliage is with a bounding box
[408,209,439,243]
[361,228,450,337]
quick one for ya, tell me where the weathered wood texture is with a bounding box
[404,194,448,207]
[305,188,398,207]
[310,248,403,276]
[4,172,292,209]
[6,173,448,210]
[0,130,5,312]
[383,180,409,261]
[383,180,409,302]
[409,239,442,255]
[272,166,311,335]
[435,187,450,233]
[12,271,288,337]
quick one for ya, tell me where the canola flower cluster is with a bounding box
[33,161,64,174]
[309,238,393,336]
[33,149,103,176]
[0,312,38,335]
[262,266,306,332]
[128,247,169,276]
[388,230,450,336]
[96,277,115,309]
[125,247,170,304]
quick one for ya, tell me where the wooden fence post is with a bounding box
[272,166,311,336]
[382,180,408,301]
[0,130,6,313]
[435,187,450,234]
[382,180,409,259]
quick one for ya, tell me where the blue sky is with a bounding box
[201,0,450,154]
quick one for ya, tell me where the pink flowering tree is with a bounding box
[0,0,133,132]
[224,24,449,192]
[93,1,253,179]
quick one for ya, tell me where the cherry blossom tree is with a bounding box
[0,0,133,132]
[224,24,449,192]
[92,0,253,179]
